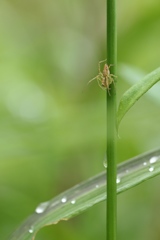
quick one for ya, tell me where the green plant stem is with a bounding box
[106,0,117,239]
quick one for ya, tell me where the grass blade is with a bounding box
[117,67,160,128]
[10,148,160,240]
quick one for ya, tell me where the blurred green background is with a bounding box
[1,0,160,239]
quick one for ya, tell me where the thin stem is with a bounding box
[106,0,117,239]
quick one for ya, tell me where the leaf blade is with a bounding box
[117,67,160,128]
[9,148,160,240]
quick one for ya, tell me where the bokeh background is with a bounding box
[1,0,160,239]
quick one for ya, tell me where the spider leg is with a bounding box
[108,73,117,86]
[107,64,117,78]
[108,64,114,68]
[96,77,105,90]
[110,74,117,78]
[98,59,107,73]
[108,64,117,78]
[88,75,98,84]
[99,59,107,64]
[98,59,107,72]
[107,76,116,91]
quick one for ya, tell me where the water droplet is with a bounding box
[103,159,107,168]
[116,178,121,184]
[95,184,99,188]
[103,154,107,168]
[35,201,49,214]
[61,197,67,203]
[143,162,147,166]
[71,199,76,204]
[28,226,34,233]
[125,169,129,173]
[149,166,154,172]
[149,156,158,164]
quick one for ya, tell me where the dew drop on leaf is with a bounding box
[116,178,121,184]
[61,197,67,203]
[149,166,154,172]
[149,156,158,164]
[35,201,49,214]
[71,199,76,204]
[28,226,34,233]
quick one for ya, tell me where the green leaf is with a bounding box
[9,148,160,240]
[117,67,160,128]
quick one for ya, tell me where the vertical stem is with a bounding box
[106,0,117,239]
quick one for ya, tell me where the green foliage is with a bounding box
[1,1,160,240]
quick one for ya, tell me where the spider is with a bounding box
[88,59,116,94]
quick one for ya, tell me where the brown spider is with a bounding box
[88,59,116,94]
